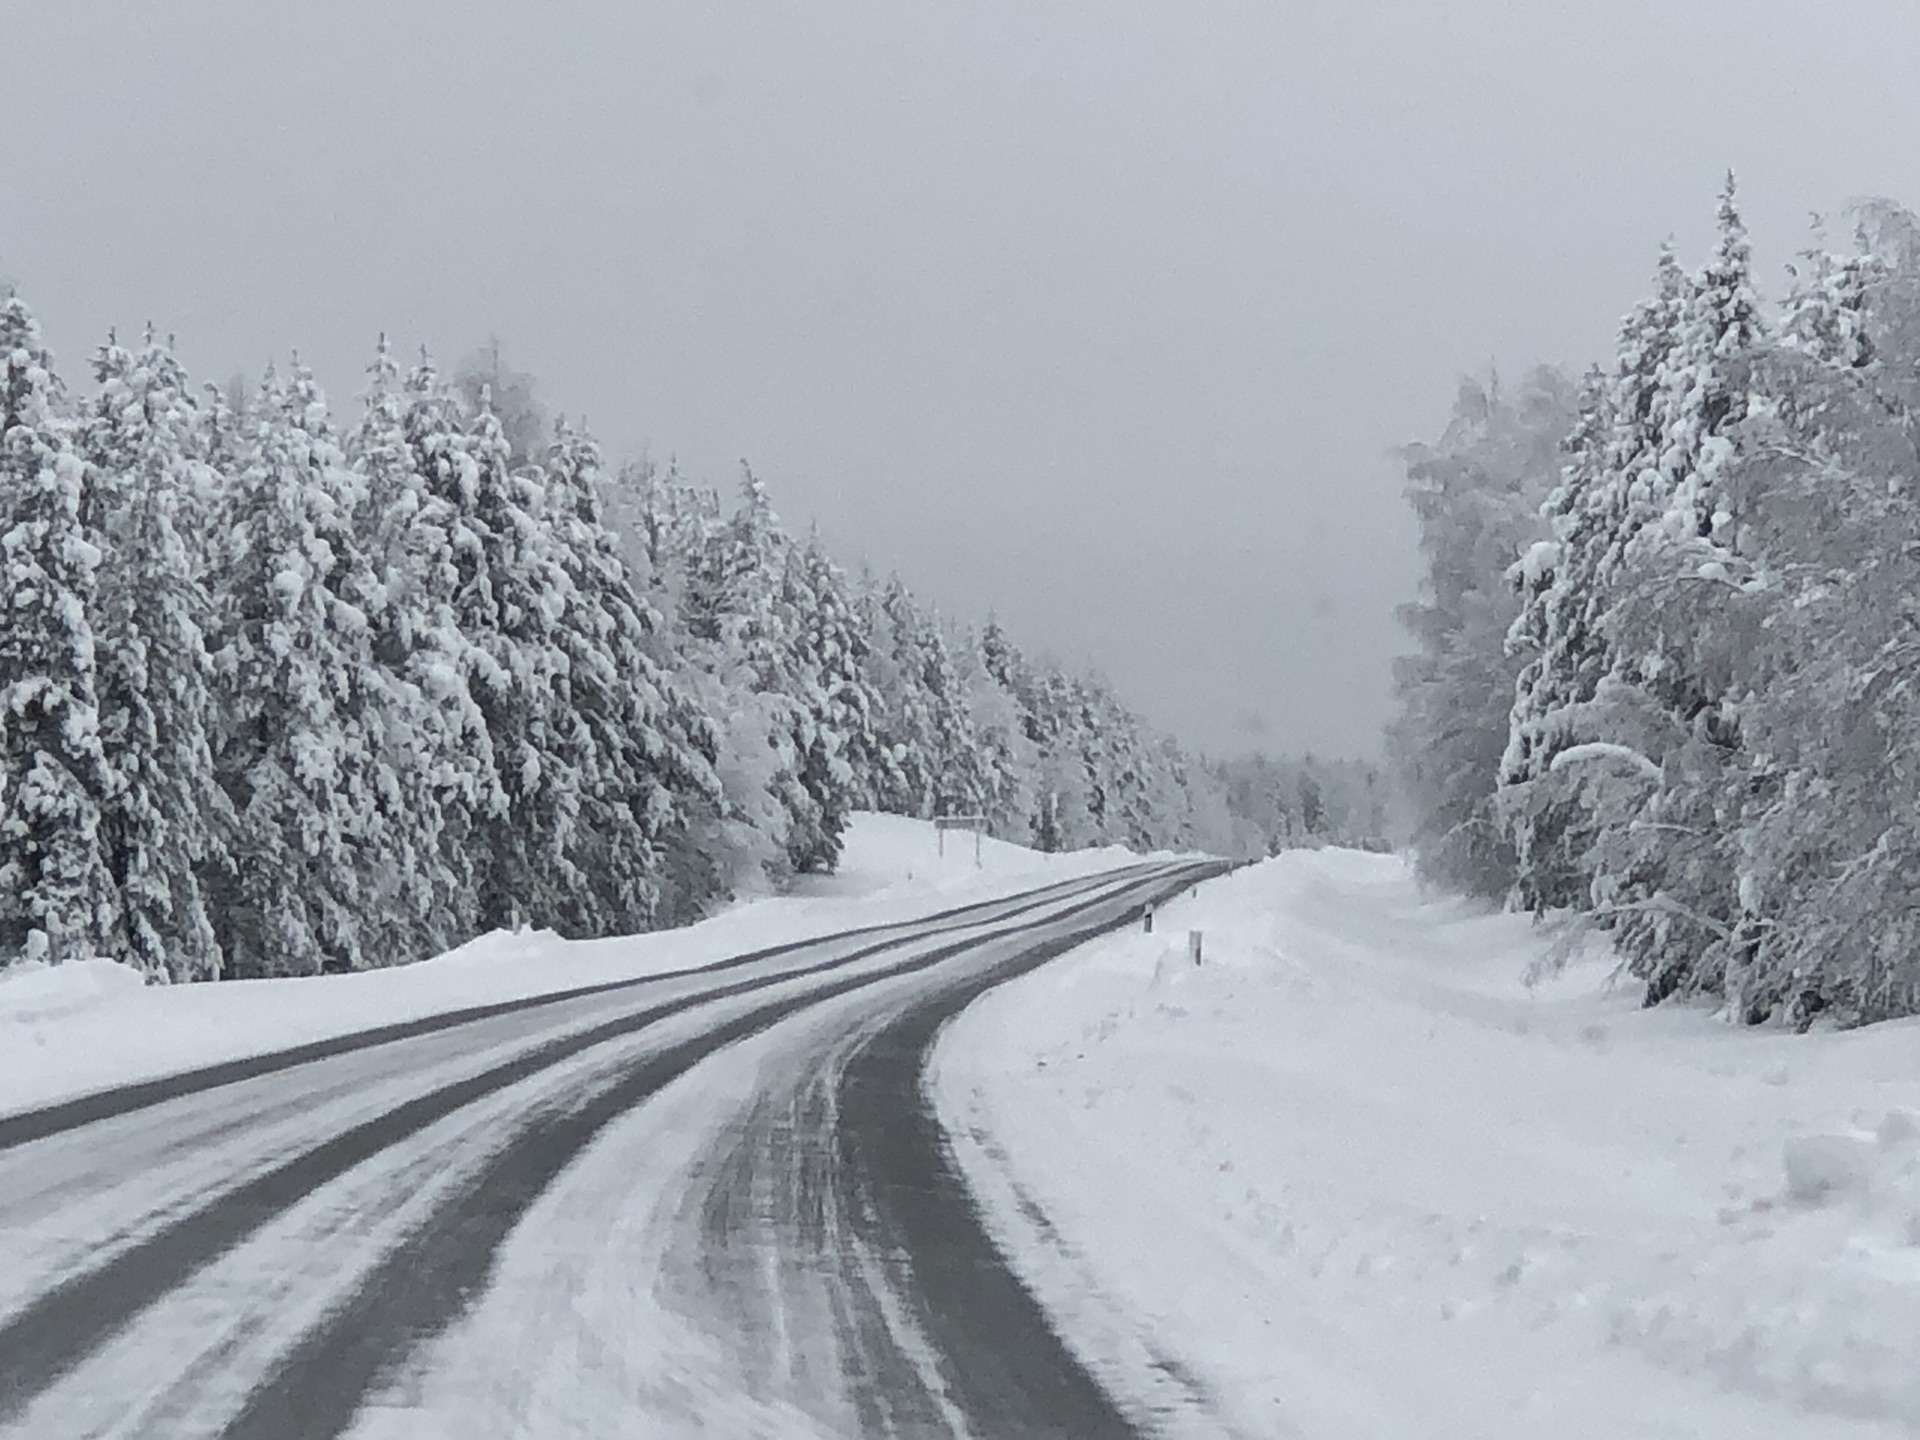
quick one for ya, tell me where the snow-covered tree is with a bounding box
[346,342,503,947]
[860,575,932,815]
[209,366,400,976]
[1572,178,1766,1005]
[952,621,1034,840]
[1388,366,1577,898]
[769,531,872,872]
[1501,248,1693,911]
[1439,187,1920,1026]
[538,417,724,929]
[435,395,588,932]
[1711,204,1920,1023]
[0,298,119,965]
[82,330,229,980]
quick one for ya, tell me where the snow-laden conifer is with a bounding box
[915,613,987,820]
[1716,206,1920,1022]
[446,396,584,932]
[1387,368,1575,898]
[210,366,395,976]
[0,298,118,965]
[778,536,881,870]
[952,622,1036,840]
[82,330,229,979]
[1501,249,1692,911]
[864,576,985,820]
[538,417,724,930]
[346,341,504,947]
[1577,179,1765,1005]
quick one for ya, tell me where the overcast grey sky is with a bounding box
[6,1,1919,758]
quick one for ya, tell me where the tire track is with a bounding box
[215,865,1215,1440]
[804,863,1223,1436]
[0,866,1159,1428]
[0,865,1144,1153]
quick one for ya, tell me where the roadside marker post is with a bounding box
[1188,930,1203,966]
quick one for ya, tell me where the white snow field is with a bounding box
[0,813,1133,1119]
[935,848,1920,1440]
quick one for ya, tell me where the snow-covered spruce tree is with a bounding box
[538,417,725,928]
[1388,366,1576,899]
[81,330,230,980]
[1721,205,1920,1023]
[859,575,931,815]
[613,456,723,606]
[975,618,1052,833]
[1497,180,1769,1008]
[858,575,992,821]
[1037,672,1102,850]
[195,377,249,510]
[208,366,401,976]
[347,342,502,948]
[1147,732,1209,853]
[1500,251,1692,911]
[1585,177,1767,1006]
[1084,679,1159,852]
[976,621,1078,850]
[434,392,590,933]
[907,600,988,819]
[0,297,119,966]
[671,469,863,878]
[614,460,794,893]
[951,621,1035,841]
[774,533,880,872]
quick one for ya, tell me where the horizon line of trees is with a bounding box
[1390,180,1920,1029]
[0,292,1382,983]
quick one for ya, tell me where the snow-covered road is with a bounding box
[0,856,1218,1439]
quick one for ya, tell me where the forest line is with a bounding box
[0,298,1377,982]
[1391,183,1920,1027]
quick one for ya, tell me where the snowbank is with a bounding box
[0,814,1133,1120]
[0,957,148,1026]
[935,848,1920,1439]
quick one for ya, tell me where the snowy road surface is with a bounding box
[0,858,1220,1439]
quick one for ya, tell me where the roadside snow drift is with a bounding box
[935,848,1920,1440]
[0,814,1133,1119]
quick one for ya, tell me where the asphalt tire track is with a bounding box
[213,865,1215,1440]
[832,929,1151,1437]
[0,865,1143,1154]
[0,866,1164,1429]
[705,862,1224,1437]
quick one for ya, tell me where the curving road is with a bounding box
[0,859,1223,1439]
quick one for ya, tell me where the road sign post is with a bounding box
[935,815,989,867]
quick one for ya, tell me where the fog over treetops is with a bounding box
[7,2,1917,759]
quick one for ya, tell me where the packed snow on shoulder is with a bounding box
[933,848,1920,1440]
[0,813,1131,1119]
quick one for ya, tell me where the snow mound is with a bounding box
[0,957,148,1026]
[1782,1132,1876,1209]
[936,845,1920,1439]
[792,812,1136,904]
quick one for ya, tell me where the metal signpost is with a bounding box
[935,815,989,866]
